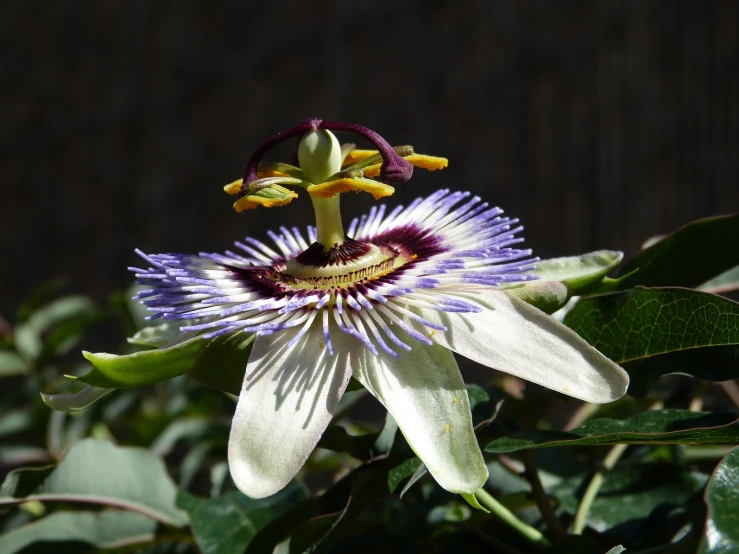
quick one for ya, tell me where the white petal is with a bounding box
[352,341,488,494]
[228,320,352,498]
[415,291,629,403]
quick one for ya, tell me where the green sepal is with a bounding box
[505,281,569,314]
[531,250,624,289]
[128,322,188,348]
[506,250,624,313]
[189,332,254,396]
[461,492,490,513]
[41,385,113,412]
[73,337,208,388]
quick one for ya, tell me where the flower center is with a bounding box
[275,238,409,289]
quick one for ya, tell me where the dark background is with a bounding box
[1,0,737,318]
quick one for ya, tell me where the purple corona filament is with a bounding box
[132,190,538,358]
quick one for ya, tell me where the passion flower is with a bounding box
[65,120,628,500]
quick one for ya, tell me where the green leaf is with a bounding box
[15,279,67,323]
[150,417,229,457]
[485,410,739,453]
[316,425,378,461]
[75,336,207,388]
[564,287,739,393]
[189,332,254,395]
[398,461,427,498]
[14,296,99,361]
[388,457,423,493]
[249,462,391,553]
[616,214,739,289]
[700,446,739,554]
[271,466,388,554]
[271,512,344,554]
[0,351,28,377]
[0,510,156,553]
[177,482,306,554]
[0,438,188,526]
[552,463,707,534]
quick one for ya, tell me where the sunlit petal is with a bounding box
[414,290,629,403]
[228,320,352,498]
[353,341,488,494]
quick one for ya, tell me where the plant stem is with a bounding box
[563,402,599,430]
[719,380,739,408]
[572,400,663,535]
[521,451,567,540]
[475,488,552,547]
[571,442,629,535]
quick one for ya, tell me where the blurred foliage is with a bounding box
[1,214,738,553]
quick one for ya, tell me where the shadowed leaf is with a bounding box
[178,482,305,554]
[485,410,739,453]
[700,447,739,554]
[0,439,187,527]
[0,510,157,554]
[564,287,739,394]
[616,215,739,289]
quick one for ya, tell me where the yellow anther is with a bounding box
[224,179,243,195]
[232,185,298,212]
[308,178,395,200]
[445,424,451,433]
[362,154,448,178]
[342,149,379,166]
[405,154,448,171]
[452,397,459,404]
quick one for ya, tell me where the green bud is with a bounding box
[298,129,342,184]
